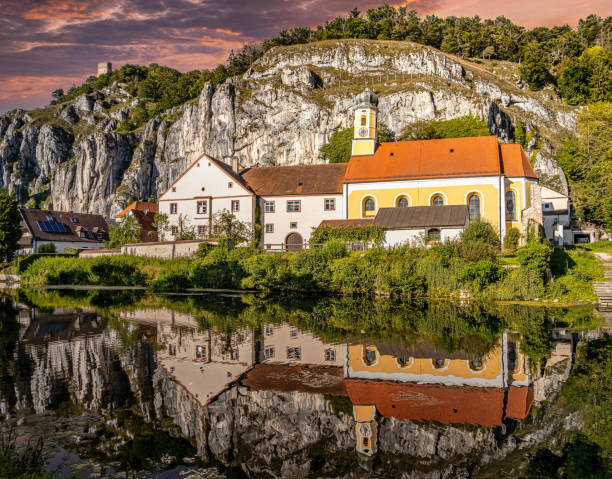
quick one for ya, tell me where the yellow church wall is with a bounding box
[352,140,376,157]
[504,179,529,234]
[346,345,504,381]
[347,182,501,227]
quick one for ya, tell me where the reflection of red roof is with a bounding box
[345,380,532,427]
[116,201,158,218]
[241,363,347,396]
[506,385,534,420]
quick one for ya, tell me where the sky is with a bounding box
[1,0,610,113]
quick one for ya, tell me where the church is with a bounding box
[158,87,541,249]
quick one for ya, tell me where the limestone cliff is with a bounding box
[0,40,575,216]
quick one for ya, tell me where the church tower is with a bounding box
[351,87,378,157]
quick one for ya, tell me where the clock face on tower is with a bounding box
[358,126,369,137]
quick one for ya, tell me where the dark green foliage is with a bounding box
[319,128,353,163]
[460,220,500,247]
[503,227,521,252]
[89,258,144,286]
[460,258,505,290]
[558,47,612,105]
[520,43,551,90]
[517,238,553,280]
[563,335,612,452]
[310,225,386,244]
[399,115,490,141]
[37,243,56,254]
[527,447,563,478]
[149,271,192,292]
[0,298,18,376]
[0,189,22,264]
[0,431,52,479]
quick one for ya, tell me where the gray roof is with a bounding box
[374,205,469,229]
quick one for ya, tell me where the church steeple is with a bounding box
[351,86,378,157]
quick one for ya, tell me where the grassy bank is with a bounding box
[18,232,610,303]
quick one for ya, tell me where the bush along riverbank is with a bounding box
[19,222,608,303]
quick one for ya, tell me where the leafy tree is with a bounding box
[320,127,353,163]
[399,115,490,141]
[519,43,551,90]
[51,88,64,101]
[212,209,252,245]
[153,213,169,241]
[105,215,141,249]
[558,47,612,104]
[0,189,22,263]
[175,213,196,241]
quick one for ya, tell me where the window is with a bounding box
[198,225,207,236]
[171,226,179,235]
[360,115,367,126]
[290,328,298,338]
[70,217,79,224]
[231,200,240,212]
[96,232,104,240]
[264,201,275,213]
[197,201,207,215]
[196,345,206,359]
[290,222,297,229]
[264,346,275,359]
[432,195,444,206]
[505,190,516,220]
[287,347,301,360]
[168,345,176,356]
[433,358,447,369]
[231,348,239,360]
[469,358,485,371]
[324,198,335,211]
[170,203,177,214]
[287,200,301,212]
[172,187,176,192]
[324,349,336,361]
[46,215,54,221]
[228,182,233,188]
[397,197,409,208]
[468,194,481,221]
[265,325,274,336]
[427,228,441,242]
[265,224,274,233]
[364,347,377,365]
[363,197,375,216]
[213,225,221,235]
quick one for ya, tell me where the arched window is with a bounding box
[505,190,516,220]
[363,197,376,216]
[397,197,409,208]
[432,358,447,369]
[427,228,441,242]
[364,347,377,365]
[468,194,481,221]
[469,358,485,371]
[432,195,444,206]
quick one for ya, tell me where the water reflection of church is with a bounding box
[117,311,542,459]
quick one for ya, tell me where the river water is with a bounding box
[0,288,606,478]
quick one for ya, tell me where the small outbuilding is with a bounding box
[374,205,469,247]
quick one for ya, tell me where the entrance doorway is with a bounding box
[285,232,303,251]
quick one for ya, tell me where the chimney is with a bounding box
[232,157,239,173]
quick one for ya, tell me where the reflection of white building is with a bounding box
[119,308,255,406]
[259,323,343,366]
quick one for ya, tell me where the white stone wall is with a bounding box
[120,239,214,259]
[383,227,463,248]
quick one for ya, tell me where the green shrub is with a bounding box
[310,225,385,244]
[516,239,553,280]
[373,255,427,299]
[460,258,505,291]
[487,265,545,300]
[240,253,296,292]
[329,252,377,295]
[460,220,500,247]
[457,240,499,262]
[503,228,521,252]
[90,258,144,286]
[150,271,192,292]
[37,243,56,253]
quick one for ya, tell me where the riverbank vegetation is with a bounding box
[19,222,606,305]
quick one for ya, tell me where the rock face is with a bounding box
[0,40,575,216]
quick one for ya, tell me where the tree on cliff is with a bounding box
[0,189,22,264]
[320,122,396,163]
[398,115,490,141]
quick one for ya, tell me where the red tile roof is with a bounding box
[500,144,538,179]
[241,363,347,396]
[127,209,158,243]
[116,201,158,218]
[240,163,348,195]
[345,136,511,183]
[506,385,534,420]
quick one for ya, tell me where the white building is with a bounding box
[541,186,572,246]
[157,154,347,249]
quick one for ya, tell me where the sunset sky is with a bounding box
[1,0,610,113]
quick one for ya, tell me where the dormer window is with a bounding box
[70,218,79,224]
[46,215,53,221]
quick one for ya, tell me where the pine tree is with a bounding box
[520,44,551,90]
